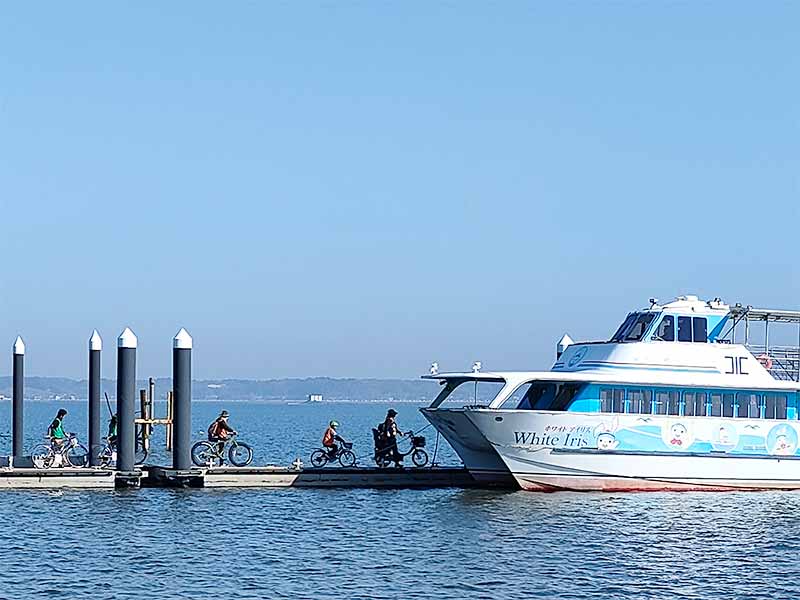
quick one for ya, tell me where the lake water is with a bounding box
[0,401,795,599]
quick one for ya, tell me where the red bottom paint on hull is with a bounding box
[516,475,800,492]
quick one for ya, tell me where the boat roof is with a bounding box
[423,369,799,391]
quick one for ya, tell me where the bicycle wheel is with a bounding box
[67,443,89,467]
[96,444,113,468]
[338,450,356,468]
[135,441,148,466]
[310,450,328,468]
[191,441,220,467]
[228,442,253,467]
[411,448,429,468]
[31,444,54,469]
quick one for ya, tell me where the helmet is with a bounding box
[329,421,339,428]
[387,409,398,417]
[220,410,230,418]
[57,408,68,417]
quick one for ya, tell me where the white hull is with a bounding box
[420,408,516,486]
[466,409,800,492]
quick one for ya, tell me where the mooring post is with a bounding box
[116,328,137,471]
[12,336,25,462]
[88,330,102,466]
[172,328,192,470]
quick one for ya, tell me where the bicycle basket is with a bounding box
[412,436,426,447]
[343,441,353,450]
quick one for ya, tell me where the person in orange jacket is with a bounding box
[322,420,345,458]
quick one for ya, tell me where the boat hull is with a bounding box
[465,409,800,492]
[420,407,517,487]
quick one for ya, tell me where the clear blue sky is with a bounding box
[1,3,797,380]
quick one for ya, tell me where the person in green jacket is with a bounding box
[107,414,118,448]
[48,408,68,447]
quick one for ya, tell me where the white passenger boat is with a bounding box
[421,296,800,491]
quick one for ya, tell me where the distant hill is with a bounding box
[0,376,498,403]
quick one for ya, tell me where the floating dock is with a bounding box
[0,465,477,490]
[144,465,477,489]
[0,467,119,489]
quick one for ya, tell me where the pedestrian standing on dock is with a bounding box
[48,408,68,448]
[381,409,405,468]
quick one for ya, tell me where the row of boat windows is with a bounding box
[599,388,789,420]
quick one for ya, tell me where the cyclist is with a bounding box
[107,414,118,448]
[207,410,236,457]
[48,408,69,448]
[322,420,345,458]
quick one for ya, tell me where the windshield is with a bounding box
[428,379,506,408]
[610,312,656,342]
[499,381,586,410]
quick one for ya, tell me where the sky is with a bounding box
[0,2,798,380]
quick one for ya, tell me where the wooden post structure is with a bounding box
[165,391,174,451]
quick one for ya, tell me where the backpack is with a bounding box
[208,420,220,438]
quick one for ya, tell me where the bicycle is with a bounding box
[96,437,149,468]
[373,430,429,468]
[191,433,253,467]
[31,434,89,469]
[310,440,356,468]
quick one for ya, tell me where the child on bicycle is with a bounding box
[208,410,236,457]
[322,420,345,458]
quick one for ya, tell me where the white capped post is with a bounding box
[88,330,103,466]
[172,328,193,470]
[173,328,193,349]
[118,327,138,349]
[89,330,103,351]
[12,336,25,459]
[116,327,137,471]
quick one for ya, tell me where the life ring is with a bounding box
[757,354,773,370]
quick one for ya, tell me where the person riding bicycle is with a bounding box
[379,408,405,467]
[107,414,118,448]
[208,410,236,456]
[322,421,346,458]
[48,408,69,448]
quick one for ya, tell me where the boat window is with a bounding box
[654,391,669,415]
[692,317,707,342]
[551,384,583,411]
[684,391,707,416]
[711,393,722,416]
[736,392,760,418]
[667,391,680,415]
[765,394,788,420]
[613,389,625,413]
[723,393,734,418]
[628,389,652,414]
[624,313,656,342]
[610,313,637,342]
[678,317,692,342]
[600,389,613,413]
[654,316,675,342]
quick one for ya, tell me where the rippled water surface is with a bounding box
[0,401,795,599]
